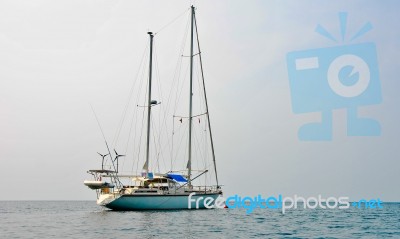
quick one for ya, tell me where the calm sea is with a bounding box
[0,201,399,238]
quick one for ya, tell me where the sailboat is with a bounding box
[84,6,223,210]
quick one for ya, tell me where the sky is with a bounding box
[1,0,399,201]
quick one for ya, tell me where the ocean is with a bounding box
[1,201,399,238]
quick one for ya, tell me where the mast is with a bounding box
[187,5,195,188]
[144,32,154,174]
[193,14,219,187]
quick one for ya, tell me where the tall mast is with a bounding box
[144,32,154,174]
[187,5,195,188]
[193,14,219,187]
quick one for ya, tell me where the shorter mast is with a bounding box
[144,32,154,175]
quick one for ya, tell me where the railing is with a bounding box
[189,185,220,193]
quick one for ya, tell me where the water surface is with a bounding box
[1,201,399,238]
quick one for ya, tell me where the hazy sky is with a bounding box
[1,0,399,201]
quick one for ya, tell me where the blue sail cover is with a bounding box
[167,174,188,182]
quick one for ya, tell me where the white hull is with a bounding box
[98,192,222,210]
